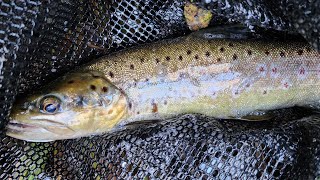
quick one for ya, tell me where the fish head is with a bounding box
[6,71,128,142]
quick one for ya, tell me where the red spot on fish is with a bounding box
[257,64,268,77]
[259,66,265,72]
[152,103,158,113]
[272,67,277,73]
[284,82,289,88]
[299,67,305,75]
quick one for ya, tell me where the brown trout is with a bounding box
[6,29,320,142]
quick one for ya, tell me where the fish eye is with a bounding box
[39,95,61,114]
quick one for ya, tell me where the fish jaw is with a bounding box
[6,71,130,141]
[6,120,72,142]
[6,109,80,141]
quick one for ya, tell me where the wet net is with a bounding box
[1,0,320,179]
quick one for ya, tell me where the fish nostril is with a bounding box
[20,102,29,110]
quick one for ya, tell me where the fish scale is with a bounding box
[6,29,320,141]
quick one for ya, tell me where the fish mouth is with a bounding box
[6,119,76,142]
[7,120,42,132]
[6,121,55,142]
[6,119,74,135]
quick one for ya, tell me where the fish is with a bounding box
[6,28,320,142]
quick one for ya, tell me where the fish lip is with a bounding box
[7,121,39,129]
[5,124,55,142]
[9,118,66,127]
[6,121,45,136]
[6,119,72,134]
[6,120,74,142]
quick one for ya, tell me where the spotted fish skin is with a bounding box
[6,29,320,141]
[83,34,320,123]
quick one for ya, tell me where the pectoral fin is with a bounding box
[229,110,274,121]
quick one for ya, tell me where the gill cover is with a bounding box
[6,71,128,142]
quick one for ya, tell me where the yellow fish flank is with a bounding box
[6,29,320,141]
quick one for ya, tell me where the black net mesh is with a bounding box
[1,0,320,179]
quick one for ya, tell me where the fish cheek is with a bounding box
[45,126,75,136]
[68,108,97,131]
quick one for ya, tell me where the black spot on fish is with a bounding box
[130,64,134,70]
[217,58,221,63]
[194,55,199,59]
[166,56,170,61]
[220,47,225,52]
[280,51,285,57]
[228,43,234,47]
[297,49,303,55]
[128,102,132,109]
[164,100,167,105]
[247,50,252,56]
[92,75,100,78]
[90,85,96,90]
[187,50,191,55]
[265,50,270,55]
[109,71,114,78]
[155,58,160,64]
[178,55,183,61]
[102,86,108,92]
[68,80,74,84]
[205,51,210,57]
[140,58,145,63]
[232,54,237,60]
[137,111,140,114]
[263,90,267,94]
[306,47,311,52]
[145,78,149,82]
